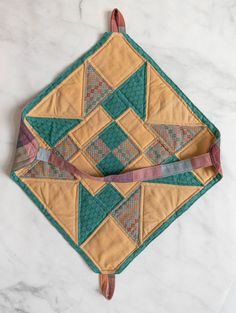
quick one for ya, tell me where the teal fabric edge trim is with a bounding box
[115,173,222,274]
[122,32,220,139]
[10,172,101,274]
[22,32,113,118]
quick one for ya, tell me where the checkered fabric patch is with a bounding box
[54,135,79,160]
[112,187,141,243]
[85,122,140,174]
[145,140,172,165]
[85,138,111,163]
[113,139,140,166]
[84,63,112,116]
[151,124,204,152]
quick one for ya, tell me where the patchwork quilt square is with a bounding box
[11,10,222,296]
[85,122,140,175]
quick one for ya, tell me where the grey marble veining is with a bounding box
[0,0,236,312]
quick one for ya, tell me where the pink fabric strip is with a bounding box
[24,139,39,163]
[210,143,223,175]
[48,151,215,183]
[190,153,212,169]
[19,120,39,162]
[110,9,126,32]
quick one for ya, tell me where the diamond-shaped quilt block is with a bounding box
[11,29,222,279]
[85,122,140,175]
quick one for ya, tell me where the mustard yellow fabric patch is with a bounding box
[28,65,84,118]
[21,178,79,243]
[176,128,216,184]
[70,151,106,194]
[117,108,155,150]
[71,106,112,147]
[146,64,202,125]
[81,216,136,273]
[89,33,144,88]
[141,183,201,241]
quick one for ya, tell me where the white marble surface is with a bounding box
[0,0,236,312]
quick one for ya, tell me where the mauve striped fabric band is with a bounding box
[36,143,221,183]
[110,8,126,33]
[18,116,221,184]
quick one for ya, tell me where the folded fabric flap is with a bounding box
[110,8,126,33]
[210,139,223,176]
[99,274,115,300]
[12,119,39,171]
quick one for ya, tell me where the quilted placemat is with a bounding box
[11,9,222,299]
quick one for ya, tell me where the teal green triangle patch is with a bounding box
[146,172,203,186]
[78,184,107,244]
[96,184,124,214]
[26,117,81,146]
[163,154,180,164]
[118,63,147,120]
[78,184,123,244]
[101,91,129,119]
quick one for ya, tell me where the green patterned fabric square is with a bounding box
[97,152,125,175]
[101,92,128,119]
[78,184,107,244]
[99,122,127,150]
[96,184,124,214]
[118,62,147,120]
[26,117,81,147]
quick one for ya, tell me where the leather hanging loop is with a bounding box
[110,8,126,33]
[99,274,115,300]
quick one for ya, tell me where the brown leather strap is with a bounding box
[110,8,126,33]
[99,274,115,300]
